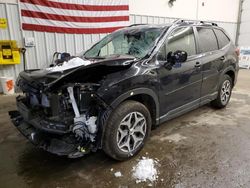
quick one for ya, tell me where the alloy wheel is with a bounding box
[116,112,147,153]
[220,80,231,105]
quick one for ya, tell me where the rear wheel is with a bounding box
[211,74,232,108]
[103,100,151,161]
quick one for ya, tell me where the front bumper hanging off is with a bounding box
[9,110,89,158]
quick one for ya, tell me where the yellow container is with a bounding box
[0,40,20,65]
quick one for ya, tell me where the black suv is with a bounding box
[9,20,239,160]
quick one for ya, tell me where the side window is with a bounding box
[158,27,196,61]
[214,29,230,49]
[196,27,218,53]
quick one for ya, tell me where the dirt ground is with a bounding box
[1,69,250,188]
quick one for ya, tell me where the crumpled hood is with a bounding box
[18,55,136,91]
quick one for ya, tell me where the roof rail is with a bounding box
[128,24,148,27]
[173,19,184,24]
[199,21,218,26]
[172,19,197,25]
[173,19,218,26]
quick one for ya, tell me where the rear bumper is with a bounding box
[9,110,89,158]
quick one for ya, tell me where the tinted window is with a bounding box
[214,29,230,49]
[166,27,196,56]
[197,27,218,53]
[158,27,196,60]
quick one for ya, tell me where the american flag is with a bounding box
[20,0,129,34]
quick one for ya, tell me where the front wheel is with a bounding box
[103,100,151,161]
[211,74,232,108]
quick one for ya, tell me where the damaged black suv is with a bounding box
[9,20,239,161]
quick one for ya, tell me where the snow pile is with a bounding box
[114,171,122,177]
[46,57,91,72]
[132,157,158,183]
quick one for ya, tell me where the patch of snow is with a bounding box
[46,57,91,72]
[155,158,159,162]
[160,133,186,142]
[132,157,158,183]
[114,171,122,177]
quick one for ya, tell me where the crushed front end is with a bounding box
[9,75,108,158]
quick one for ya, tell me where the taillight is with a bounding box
[235,48,240,57]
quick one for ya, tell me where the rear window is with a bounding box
[196,27,218,53]
[214,29,230,49]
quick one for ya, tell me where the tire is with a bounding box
[103,100,152,161]
[211,74,233,108]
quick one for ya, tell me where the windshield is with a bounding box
[84,27,164,59]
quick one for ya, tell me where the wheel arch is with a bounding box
[221,66,236,87]
[225,70,235,87]
[99,88,159,148]
[110,88,160,127]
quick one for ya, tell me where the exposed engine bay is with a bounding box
[10,78,109,158]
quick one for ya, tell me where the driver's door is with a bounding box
[157,26,203,122]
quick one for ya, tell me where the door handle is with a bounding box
[220,56,225,61]
[194,62,201,68]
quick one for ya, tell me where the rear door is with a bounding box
[195,27,225,104]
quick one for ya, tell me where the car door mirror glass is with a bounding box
[167,50,188,64]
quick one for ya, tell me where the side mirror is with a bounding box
[167,50,188,64]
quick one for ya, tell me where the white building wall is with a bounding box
[237,0,250,46]
[0,0,240,83]
[130,0,240,22]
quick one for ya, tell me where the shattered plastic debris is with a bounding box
[46,57,91,72]
[132,157,158,183]
[114,171,122,177]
